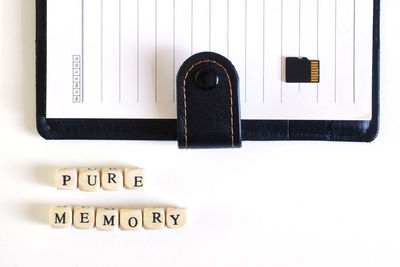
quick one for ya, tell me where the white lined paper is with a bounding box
[46,0,373,120]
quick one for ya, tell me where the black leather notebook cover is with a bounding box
[36,0,380,142]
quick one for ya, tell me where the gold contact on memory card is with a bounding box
[310,60,320,83]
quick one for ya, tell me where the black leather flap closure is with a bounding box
[176,52,242,149]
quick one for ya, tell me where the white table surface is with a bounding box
[0,1,399,266]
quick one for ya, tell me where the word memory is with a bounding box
[49,206,187,231]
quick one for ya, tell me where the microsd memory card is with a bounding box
[285,57,320,83]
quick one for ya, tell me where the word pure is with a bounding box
[55,168,145,192]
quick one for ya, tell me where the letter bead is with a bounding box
[49,206,72,229]
[120,209,142,231]
[124,168,145,190]
[55,168,77,190]
[101,168,123,191]
[73,206,95,230]
[166,208,187,229]
[78,168,101,192]
[96,208,119,231]
[143,208,165,230]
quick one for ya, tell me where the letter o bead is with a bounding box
[120,209,142,231]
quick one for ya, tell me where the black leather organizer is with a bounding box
[36,0,380,149]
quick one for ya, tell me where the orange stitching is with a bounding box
[183,60,235,148]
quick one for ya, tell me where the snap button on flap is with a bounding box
[194,68,219,91]
[176,52,242,149]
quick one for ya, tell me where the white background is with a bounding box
[0,1,399,266]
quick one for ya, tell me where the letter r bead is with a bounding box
[101,168,123,191]
[143,208,165,230]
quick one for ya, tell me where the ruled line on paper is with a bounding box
[334,0,337,103]
[299,0,301,57]
[298,0,301,93]
[244,0,247,103]
[227,0,230,58]
[209,0,211,51]
[280,0,283,104]
[262,0,265,103]
[317,0,320,103]
[353,0,356,103]
[137,0,140,102]
[173,0,176,103]
[119,0,121,103]
[155,0,158,103]
[81,0,85,102]
[101,0,104,103]
[191,0,193,55]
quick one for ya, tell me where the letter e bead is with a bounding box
[124,168,145,190]
[73,206,95,230]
